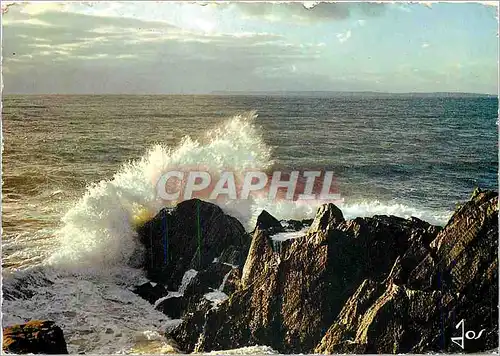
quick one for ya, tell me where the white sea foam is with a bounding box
[202,345,279,354]
[47,112,273,270]
[1,267,175,354]
[271,229,309,242]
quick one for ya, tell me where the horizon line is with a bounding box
[2,90,497,96]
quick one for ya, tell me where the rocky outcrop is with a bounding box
[133,199,249,323]
[2,269,54,301]
[133,282,168,304]
[255,210,284,233]
[169,203,441,353]
[315,189,498,353]
[184,261,239,297]
[308,202,344,233]
[3,320,68,354]
[133,189,497,354]
[281,218,314,232]
[136,199,250,288]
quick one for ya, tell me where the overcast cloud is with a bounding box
[2,2,498,94]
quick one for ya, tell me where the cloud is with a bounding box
[2,6,328,93]
[227,2,386,23]
[2,1,496,94]
[419,1,499,8]
[336,29,352,43]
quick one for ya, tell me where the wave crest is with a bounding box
[49,112,272,269]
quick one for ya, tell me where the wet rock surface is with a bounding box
[152,261,240,319]
[2,320,69,354]
[255,210,284,234]
[2,270,54,301]
[136,199,250,287]
[169,204,442,353]
[315,189,498,353]
[133,282,168,304]
[133,200,248,321]
[136,189,497,354]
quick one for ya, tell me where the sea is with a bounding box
[1,94,498,354]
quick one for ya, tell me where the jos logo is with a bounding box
[451,319,486,350]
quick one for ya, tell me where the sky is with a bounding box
[2,1,499,94]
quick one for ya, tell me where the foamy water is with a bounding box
[47,112,273,269]
[2,113,289,353]
[2,266,179,354]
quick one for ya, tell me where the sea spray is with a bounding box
[153,269,198,308]
[339,200,452,226]
[251,197,452,227]
[48,112,273,270]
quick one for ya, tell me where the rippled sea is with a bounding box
[1,94,498,353]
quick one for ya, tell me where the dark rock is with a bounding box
[156,295,187,319]
[280,219,304,231]
[170,206,437,353]
[220,266,241,295]
[135,199,249,321]
[132,282,168,304]
[169,227,281,352]
[184,262,238,299]
[308,203,344,233]
[315,189,498,354]
[169,299,214,351]
[255,210,284,233]
[301,218,314,226]
[137,199,250,287]
[407,189,497,292]
[154,262,241,319]
[3,320,68,354]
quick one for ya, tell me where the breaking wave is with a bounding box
[47,111,452,272]
[48,112,273,269]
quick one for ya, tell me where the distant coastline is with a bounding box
[3,91,497,97]
[209,90,497,98]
